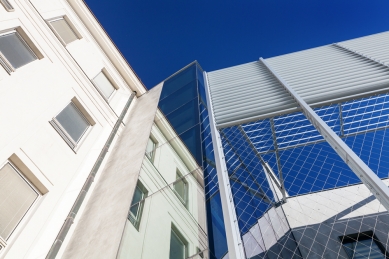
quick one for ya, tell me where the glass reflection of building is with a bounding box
[158,62,229,259]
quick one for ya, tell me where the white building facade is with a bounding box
[0,0,207,258]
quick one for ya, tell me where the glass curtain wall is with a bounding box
[159,62,229,259]
[219,93,389,259]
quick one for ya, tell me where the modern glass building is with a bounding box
[158,31,389,259]
[158,62,229,259]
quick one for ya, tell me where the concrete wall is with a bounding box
[0,0,144,258]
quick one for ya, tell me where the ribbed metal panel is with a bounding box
[339,31,389,65]
[207,61,297,126]
[207,31,389,128]
[267,44,389,105]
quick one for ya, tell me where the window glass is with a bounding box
[50,18,78,45]
[160,64,196,100]
[0,32,36,69]
[159,80,198,115]
[146,138,156,161]
[55,102,90,143]
[174,171,187,206]
[0,163,38,240]
[128,182,147,229]
[169,229,187,259]
[341,231,387,259]
[92,72,116,99]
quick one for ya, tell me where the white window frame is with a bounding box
[173,170,189,208]
[0,0,14,12]
[170,225,189,259]
[0,29,39,74]
[128,181,148,230]
[91,69,119,102]
[146,136,157,162]
[0,161,40,249]
[49,101,92,150]
[47,16,81,46]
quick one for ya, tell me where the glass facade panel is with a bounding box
[0,32,36,69]
[159,81,198,115]
[166,99,199,135]
[158,62,228,259]
[160,64,196,100]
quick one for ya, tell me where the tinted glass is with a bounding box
[93,72,115,99]
[343,239,385,259]
[50,19,78,45]
[169,230,186,259]
[161,64,196,100]
[56,103,89,143]
[159,80,198,115]
[206,192,228,259]
[180,125,202,164]
[166,99,199,135]
[0,32,36,69]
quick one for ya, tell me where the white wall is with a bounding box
[117,123,208,259]
[0,0,144,258]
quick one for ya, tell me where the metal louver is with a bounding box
[206,31,389,128]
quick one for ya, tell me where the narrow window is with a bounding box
[0,163,39,241]
[50,102,91,149]
[92,72,116,100]
[340,231,388,259]
[174,170,188,207]
[0,31,37,71]
[145,137,157,162]
[49,18,79,45]
[169,227,188,259]
[128,181,148,230]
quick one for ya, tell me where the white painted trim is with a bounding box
[204,71,246,259]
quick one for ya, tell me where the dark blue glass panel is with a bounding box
[179,125,202,164]
[160,64,196,100]
[159,80,198,115]
[206,192,228,259]
[166,98,200,135]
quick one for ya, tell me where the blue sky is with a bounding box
[85,0,389,89]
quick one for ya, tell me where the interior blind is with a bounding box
[50,19,78,45]
[0,163,38,240]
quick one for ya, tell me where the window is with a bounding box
[92,71,116,100]
[49,17,79,45]
[50,101,91,149]
[0,30,37,72]
[128,181,148,230]
[341,231,388,259]
[0,163,39,241]
[145,137,157,162]
[169,226,188,259]
[173,170,188,207]
[0,0,14,12]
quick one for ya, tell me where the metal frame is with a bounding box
[238,126,287,201]
[204,71,246,259]
[260,57,389,212]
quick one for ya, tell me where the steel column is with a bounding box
[204,72,246,259]
[260,57,389,212]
